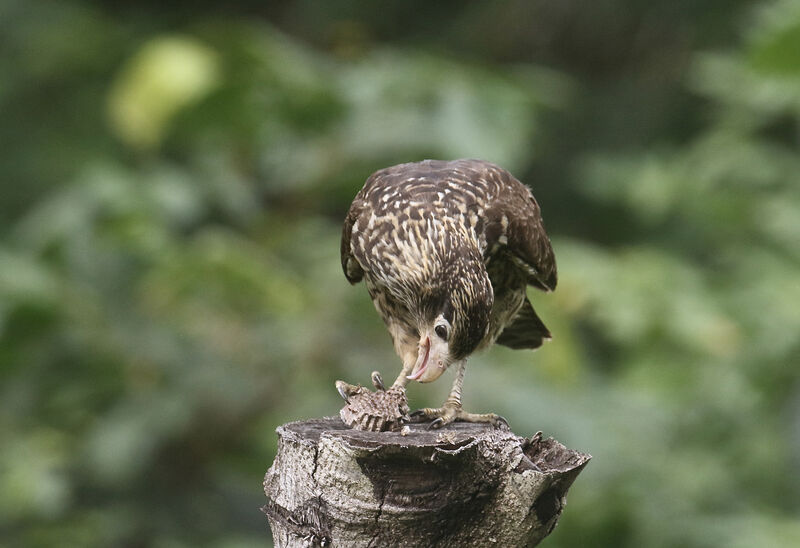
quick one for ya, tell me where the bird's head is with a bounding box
[407,265,493,383]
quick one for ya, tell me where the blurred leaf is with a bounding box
[749,1,800,76]
[0,430,70,523]
[750,20,800,75]
[108,36,220,149]
[336,51,542,171]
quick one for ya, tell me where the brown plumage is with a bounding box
[340,159,556,428]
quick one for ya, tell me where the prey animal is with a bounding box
[338,159,556,429]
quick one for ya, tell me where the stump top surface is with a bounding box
[283,415,496,445]
[279,416,590,474]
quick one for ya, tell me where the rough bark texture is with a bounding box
[263,417,590,547]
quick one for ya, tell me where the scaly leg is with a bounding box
[390,344,421,390]
[391,359,414,390]
[410,360,508,429]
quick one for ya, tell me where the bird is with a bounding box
[340,159,557,428]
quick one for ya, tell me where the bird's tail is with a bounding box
[495,298,551,350]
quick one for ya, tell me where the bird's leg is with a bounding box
[389,330,422,390]
[410,360,509,429]
[390,356,416,390]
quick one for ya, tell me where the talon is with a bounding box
[371,371,386,391]
[336,385,350,404]
[335,380,361,404]
[495,415,510,429]
[428,418,444,430]
[409,409,427,418]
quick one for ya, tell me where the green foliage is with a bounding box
[1,1,799,547]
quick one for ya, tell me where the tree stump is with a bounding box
[262,417,590,547]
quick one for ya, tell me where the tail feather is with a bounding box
[495,298,551,350]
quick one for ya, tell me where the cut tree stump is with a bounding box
[262,417,590,547]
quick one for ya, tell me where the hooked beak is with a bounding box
[407,336,431,381]
[407,333,449,383]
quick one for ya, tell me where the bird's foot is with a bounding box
[335,372,409,432]
[409,404,509,430]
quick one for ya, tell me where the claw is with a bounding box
[495,415,510,430]
[335,380,361,404]
[428,418,444,430]
[408,409,428,423]
[371,371,386,392]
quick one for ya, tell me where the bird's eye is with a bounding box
[435,324,449,340]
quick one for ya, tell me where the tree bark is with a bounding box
[262,417,590,547]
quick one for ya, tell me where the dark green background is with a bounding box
[2,1,800,546]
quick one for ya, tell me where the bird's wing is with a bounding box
[495,297,551,349]
[341,196,366,284]
[482,167,557,292]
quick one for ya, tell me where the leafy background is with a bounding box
[2,1,800,546]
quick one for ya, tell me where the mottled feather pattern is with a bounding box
[341,159,556,361]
